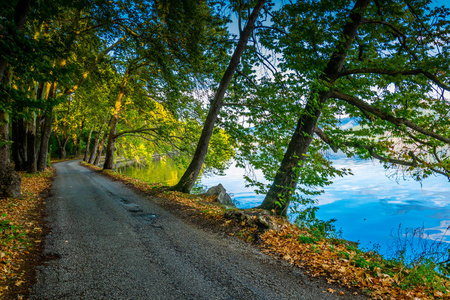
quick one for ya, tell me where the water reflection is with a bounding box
[117,157,184,186]
[425,221,450,241]
[117,153,450,257]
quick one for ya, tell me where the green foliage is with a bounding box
[0,214,27,245]
[220,0,450,218]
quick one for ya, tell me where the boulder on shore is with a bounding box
[204,184,235,207]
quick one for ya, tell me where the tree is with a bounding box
[101,0,232,170]
[251,0,450,215]
[171,0,267,193]
[0,0,31,197]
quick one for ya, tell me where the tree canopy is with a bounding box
[0,0,448,217]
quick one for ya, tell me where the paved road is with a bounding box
[31,160,366,299]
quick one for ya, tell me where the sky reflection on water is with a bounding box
[199,152,450,255]
[118,153,450,256]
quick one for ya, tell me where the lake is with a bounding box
[117,153,450,259]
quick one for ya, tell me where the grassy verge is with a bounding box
[0,168,54,299]
[82,161,450,299]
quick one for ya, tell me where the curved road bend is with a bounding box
[31,160,367,299]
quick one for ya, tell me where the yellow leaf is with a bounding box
[15,280,24,286]
[434,291,444,298]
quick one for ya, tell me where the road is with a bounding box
[31,160,366,299]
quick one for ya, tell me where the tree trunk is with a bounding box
[103,72,129,170]
[83,125,95,161]
[11,119,28,171]
[172,0,267,193]
[73,117,85,157]
[0,0,30,197]
[0,110,22,198]
[57,137,69,159]
[37,82,56,172]
[26,115,37,173]
[55,132,69,160]
[35,115,41,159]
[94,132,107,166]
[258,0,371,215]
[37,106,53,172]
[88,129,102,164]
[89,117,109,164]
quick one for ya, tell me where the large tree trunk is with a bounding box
[30,83,45,172]
[37,83,56,172]
[103,72,129,170]
[172,0,267,193]
[0,111,21,198]
[37,106,53,172]
[0,0,31,197]
[258,0,371,215]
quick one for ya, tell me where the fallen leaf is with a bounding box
[15,281,24,286]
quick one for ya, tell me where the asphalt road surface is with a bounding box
[31,160,367,299]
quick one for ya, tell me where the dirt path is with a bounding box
[31,160,367,299]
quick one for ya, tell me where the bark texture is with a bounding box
[83,125,95,161]
[37,106,53,172]
[26,117,37,173]
[103,72,129,170]
[0,111,21,198]
[258,0,371,215]
[37,83,56,172]
[172,0,267,193]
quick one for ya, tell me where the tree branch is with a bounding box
[114,128,158,139]
[235,69,259,89]
[362,19,419,60]
[330,89,450,144]
[254,25,289,37]
[63,36,128,96]
[313,127,338,152]
[338,68,450,91]
[314,127,420,167]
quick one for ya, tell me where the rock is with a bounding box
[204,184,226,196]
[205,184,235,207]
[0,165,22,198]
[217,190,233,206]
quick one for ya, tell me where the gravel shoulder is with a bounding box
[31,160,367,299]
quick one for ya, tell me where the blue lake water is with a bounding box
[118,153,450,258]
